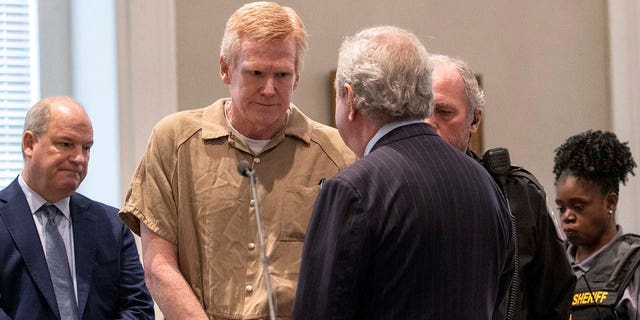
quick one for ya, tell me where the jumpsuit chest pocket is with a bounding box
[279,184,321,242]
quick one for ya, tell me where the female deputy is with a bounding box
[554,130,639,319]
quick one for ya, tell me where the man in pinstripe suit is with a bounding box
[293,26,514,319]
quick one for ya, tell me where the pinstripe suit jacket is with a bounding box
[293,123,514,320]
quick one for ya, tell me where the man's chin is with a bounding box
[56,179,82,194]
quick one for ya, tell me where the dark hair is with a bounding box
[553,130,637,194]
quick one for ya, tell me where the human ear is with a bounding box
[292,72,300,91]
[22,131,36,158]
[344,83,357,121]
[470,107,483,133]
[605,192,618,214]
[219,56,231,84]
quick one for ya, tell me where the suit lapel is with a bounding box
[70,194,97,318]
[0,179,60,318]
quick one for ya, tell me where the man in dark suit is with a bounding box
[293,26,514,319]
[0,96,154,319]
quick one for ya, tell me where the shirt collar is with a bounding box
[364,119,424,156]
[18,174,71,221]
[201,98,312,144]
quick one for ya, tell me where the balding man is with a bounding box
[0,96,154,319]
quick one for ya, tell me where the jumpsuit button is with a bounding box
[245,285,253,293]
[248,243,256,250]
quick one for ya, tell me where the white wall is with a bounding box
[38,0,120,208]
[71,0,120,207]
[116,0,177,203]
[609,0,640,234]
[38,0,71,98]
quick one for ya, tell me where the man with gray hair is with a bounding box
[293,26,514,319]
[425,54,486,152]
[425,54,576,320]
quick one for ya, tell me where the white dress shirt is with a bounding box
[18,175,78,302]
[364,119,425,156]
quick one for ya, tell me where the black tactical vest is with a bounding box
[570,234,640,320]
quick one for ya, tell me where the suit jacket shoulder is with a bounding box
[0,179,154,320]
[294,123,514,320]
[69,192,155,319]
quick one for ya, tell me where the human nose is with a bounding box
[261,77,276,97]
[69,147,89,164]
[561,210,576,224]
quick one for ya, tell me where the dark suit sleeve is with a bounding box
[115,225,155,319]
[293,177,372,320]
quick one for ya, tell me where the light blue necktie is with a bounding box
[43,204,79,320]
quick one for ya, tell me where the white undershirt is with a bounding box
[224,101,273,154]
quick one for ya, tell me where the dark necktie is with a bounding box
[43,204,79,320]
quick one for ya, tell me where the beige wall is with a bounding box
[173,0,610,204]
[608,0,640,233]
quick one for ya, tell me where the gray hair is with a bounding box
[430,54,485,119]
[23,96,84,153]
[335,25,433,123]
[24,99,53,137]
